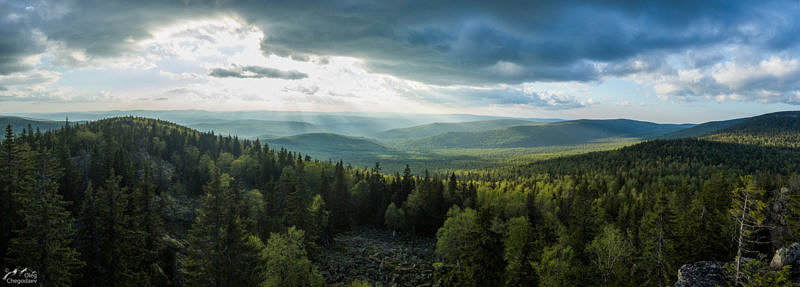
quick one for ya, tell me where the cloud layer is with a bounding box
[0,0,799,111]
[209,65,307,80]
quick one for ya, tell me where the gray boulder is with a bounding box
[770,242,800,270]
[674,261,727,287]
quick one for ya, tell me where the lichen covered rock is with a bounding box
[674,261,726,287]
[770,242,800,270]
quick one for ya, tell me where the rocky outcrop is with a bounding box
[770,242,800,270]
[769,187,791,246]
[674,261,727,287]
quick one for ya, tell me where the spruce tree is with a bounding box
[184,169,267,286]
[7,148,84,286]
[94,170,146,286]
[329,161,351,231]
[77,182,102,287]
[0,125,19,266]
[729,176,767,286]
[286,159,310,230]
[639,188,677,286]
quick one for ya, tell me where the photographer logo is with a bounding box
[3,268,37,285]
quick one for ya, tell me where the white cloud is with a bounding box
[0,69,60,92]
[711,57,799,89]
[632,51,800,104]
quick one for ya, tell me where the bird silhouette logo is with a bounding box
[3,268,19,281]
[3,267,35,281]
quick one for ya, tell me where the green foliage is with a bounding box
[5,114,800,287]
[264,227,323,287]
[376,119,539,140]
[724,257,793,287]
[307,194,329,255]
[94,170,149,286]
[504,216,535,286]
[638,187,677,285]
[184,170,268,287]
[533,239,576,287]
[346,279,375,287]
[7,148,83,287]
[436,207,479,264]
[384,203,406,232]
[400,119,688,150]
[586,225,631,286]
[730,175,768,286]
[703,111,800,148]
[0,125,23,267]
[286,159,311,230]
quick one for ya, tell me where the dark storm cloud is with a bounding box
[2,0,799,85]
[0,2,46,75]
[209,65,307,80]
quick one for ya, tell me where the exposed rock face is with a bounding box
[674,261,727,287]
[769,187,791,246]
[770,242,800,270]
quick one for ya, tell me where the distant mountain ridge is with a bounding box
[375,119,542,140]
[0,116,74,134]
[398,119,693,149]
[189,120,323,137]
[266,133,391,154]
[658,118,746,139]
[702,111,800,148]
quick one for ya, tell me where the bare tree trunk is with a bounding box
[734,194,748,286]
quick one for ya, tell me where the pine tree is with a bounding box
[7,148,84,286]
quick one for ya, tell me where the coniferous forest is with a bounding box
[1,112,800,286]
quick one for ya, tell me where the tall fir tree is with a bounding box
[1,125,20,266]
[639,188,677,286]
[77,182,102,287]
[286,159,310,230]
[7,148,84,286]
[94,170,147,286]
[183,168,267,287]
[329,161,351,231]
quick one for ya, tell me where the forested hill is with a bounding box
[518,138,800,178]
[658,118,746,139]
[0,116,72,134]
[188,119,323,138]
[400,119,692,149]
[702,111,800,147]
[0,116,353,286]
[267,133,391,155]
[375,119,540,140]
[3,115,800,287]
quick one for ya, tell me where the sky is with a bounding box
[1,0,799,123]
